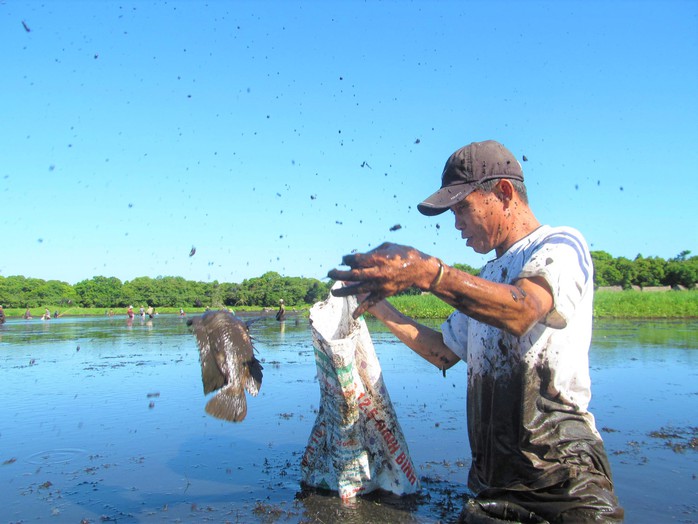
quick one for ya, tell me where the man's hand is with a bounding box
[327,242,440,318]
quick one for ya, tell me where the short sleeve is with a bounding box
[518,228,592,329]
[441,311,469,361]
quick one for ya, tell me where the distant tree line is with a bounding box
[0,251,694,309]
[421,250,697,292]
[591,250,697,289]
[0,272,331,309]
[352,250,697,298]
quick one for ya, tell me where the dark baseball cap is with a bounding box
[417,140,523,216]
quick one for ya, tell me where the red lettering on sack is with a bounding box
[353,390,416,484]
[301,445,315,468]
[395,452,417,485]
[311,424,325,443]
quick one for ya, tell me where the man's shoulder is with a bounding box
[523,225,594,284]
[528,225,590,253]
[534,224,586,240]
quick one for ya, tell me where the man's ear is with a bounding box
[496,179,515,203]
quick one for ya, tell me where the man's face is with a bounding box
[450,189,504,255]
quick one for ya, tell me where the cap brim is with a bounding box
[417,183,475,216]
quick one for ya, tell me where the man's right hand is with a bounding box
[327,242,441,319]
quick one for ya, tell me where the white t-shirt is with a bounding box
[441,225,606,493]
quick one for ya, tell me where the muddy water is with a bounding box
[0,315,696,523]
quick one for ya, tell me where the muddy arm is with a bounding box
[431,267,553,338]
[330,243,553,338]
[368,299,460,371]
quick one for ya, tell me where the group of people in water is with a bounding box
[126,305,158,319]
[0,300,289,325]
[0,306,58,322]
[14,307,59,320]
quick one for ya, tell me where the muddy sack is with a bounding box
[301,283,420,499]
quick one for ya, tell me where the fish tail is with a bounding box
[205,387,247,422]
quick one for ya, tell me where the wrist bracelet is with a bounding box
[430,259,444,291]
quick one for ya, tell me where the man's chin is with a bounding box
[466,239,490,255]
[465,238,479,251]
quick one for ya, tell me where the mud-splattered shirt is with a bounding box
[441,225,609,494]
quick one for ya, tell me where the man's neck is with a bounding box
[495,206,541,258]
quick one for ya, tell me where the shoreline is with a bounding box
[1,289,696,321]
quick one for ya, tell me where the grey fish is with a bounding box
[187,310,263,422]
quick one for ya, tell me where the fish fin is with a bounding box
[189,314,227,394]
[245,318,260,329]
[245,356,264,396]
[205,387,247,422]
[201,352,226,394]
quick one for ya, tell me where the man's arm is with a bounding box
[367,299,461,370]
[432,266,553,337]
[329,242,554,338]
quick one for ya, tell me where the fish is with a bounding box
[187,310,263,422]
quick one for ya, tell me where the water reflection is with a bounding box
[593,318,698,350]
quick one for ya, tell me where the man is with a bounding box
[276,299,286,321]
[328,140,623,523]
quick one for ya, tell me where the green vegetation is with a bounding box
[592,250,697,289]
[387,294,455,319]
[385,249,698,319]
[0,272,331,311]
[381,290,697,320]
[0,304,305,319]
[2,289,695,320]
[0,251,695,319]
[592,289,698,318]
[451,251,698,290]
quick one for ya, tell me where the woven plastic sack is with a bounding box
[301,283,420,499]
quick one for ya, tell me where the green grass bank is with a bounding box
[0,305,289,319]
[2,290,696,320]
[388,289,698,319]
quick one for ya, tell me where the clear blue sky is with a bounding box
[2,0,696,285]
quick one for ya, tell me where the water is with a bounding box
[0,315,696,523]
